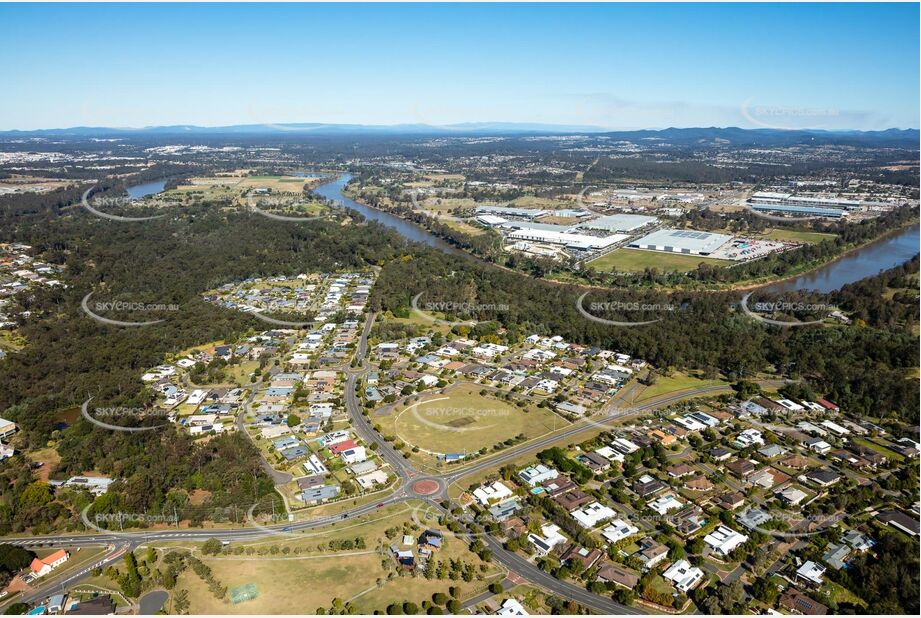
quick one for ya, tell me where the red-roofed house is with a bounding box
[30,550,69,577]
[329,439,358,454]
[817,399,839,412]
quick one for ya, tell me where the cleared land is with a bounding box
[392,385,562,455]
[759,228,837,244]
[635,371,730,402]
[176,502,502,614]
[587,248,733,273]
[172,175,319,196]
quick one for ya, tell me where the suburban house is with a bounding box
[596,563,640,589]
[779,588,828,615]
[662,559,704,592]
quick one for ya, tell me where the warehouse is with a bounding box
[749,203,845,218]
[577,214,658,233]
[750,191,862,209]
[475,214,507,226]
[476,205,547,219]
[629,229,732,255]
[507,228,628,250]
[502,221,574,234]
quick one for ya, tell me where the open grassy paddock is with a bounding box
[635,371,730,402]
[760,228,837,244]
[587,248,733,273]
[173,501,502,614]
[390,385,563,457]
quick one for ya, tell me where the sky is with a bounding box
[1,2,919,131]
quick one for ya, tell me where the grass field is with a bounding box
[635,371,730,402]
[510,196,575,209]
[392,385,563,456]
[587,248,733,273]
[851,437,905,463]
[760,228,837,244]
[172,175,318,197]
[177,502,501,614]
[443,219,486,236]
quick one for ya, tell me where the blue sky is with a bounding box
[2,2,918,130]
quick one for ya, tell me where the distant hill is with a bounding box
[0,123,917,147]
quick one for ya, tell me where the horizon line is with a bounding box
[2,121,919,134]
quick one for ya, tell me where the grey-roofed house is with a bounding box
[273,436,300,451]
[349,460,378,476]
[280,445,309,461]
[489,498,522,522]
[805,468,841,487]
[842,530,875,552]
[297,474,326,490]
[822,543,851,570]
[876,509,920,537]
[302,485,340,504]
[738,507,772,530]
[758,444,787,459]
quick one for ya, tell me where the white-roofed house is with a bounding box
[571,502,616,529]
[703,525,748,556]
[662,559,704,592]
[601,519,640,544]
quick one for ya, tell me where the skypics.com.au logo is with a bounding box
[81,397,171,433]
[81,291,178,327]
[411,292,509,327]
[81,185,165,222]
[739,292,839,327]
[576,292,677,327]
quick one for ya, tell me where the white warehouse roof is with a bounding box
[577,214,658,232]
[629,228,732,255]
[508,228,628,250]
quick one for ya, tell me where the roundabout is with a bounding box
[410,477,445,497]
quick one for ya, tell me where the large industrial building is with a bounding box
[747,191,863,218]
[629,229,732,256]
[576,214,658,233]
[749,203,845,218]
[475,205,547,220]
[507,228,628,251]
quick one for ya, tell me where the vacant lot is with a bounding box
[177,503,500,613]
[392,385,562,456]
[635,371,729,402]
[172,175,319,196]
[760,228,837,244]
[587,248,733,273]
[239,175,318,192]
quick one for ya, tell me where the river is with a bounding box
[126,179,167,200]
[764,223,920,294]
[313,174,919,293]
[313,174,462,255]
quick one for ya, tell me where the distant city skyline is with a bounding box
[1,2,918,131]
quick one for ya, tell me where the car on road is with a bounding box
[377,503,384,508]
